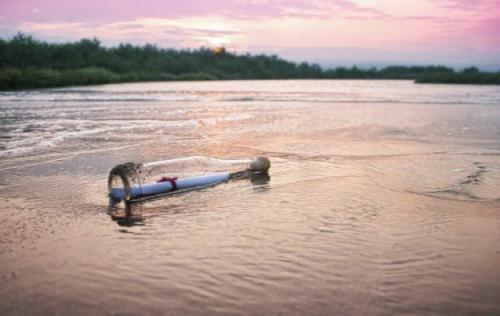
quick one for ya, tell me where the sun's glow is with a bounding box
[204,36,231,47]
[211,46,226,54]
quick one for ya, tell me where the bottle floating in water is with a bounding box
[108,156,271,202]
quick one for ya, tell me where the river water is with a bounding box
[1,80,500,315]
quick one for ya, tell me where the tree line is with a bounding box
[0,33,499,90]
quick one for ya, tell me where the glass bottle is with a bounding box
[108,156,270,202]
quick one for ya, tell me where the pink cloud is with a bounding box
[439,0,499,10]
[0,0,389,23]
[0,0,499,67]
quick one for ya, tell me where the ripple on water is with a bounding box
[1,80,500,315]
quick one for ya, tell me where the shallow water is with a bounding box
[1,80,500,315]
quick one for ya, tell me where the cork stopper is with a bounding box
[248,157,271,172]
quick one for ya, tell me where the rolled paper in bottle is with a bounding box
[111,172,231,200]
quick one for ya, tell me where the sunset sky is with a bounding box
[1,0,499,68]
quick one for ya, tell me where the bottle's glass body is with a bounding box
[108,156,270,202]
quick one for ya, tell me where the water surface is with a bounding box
[1,80,500,315]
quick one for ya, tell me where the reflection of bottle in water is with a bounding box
[108,156,270,202]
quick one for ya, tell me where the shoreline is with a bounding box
[2,70,499,92]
